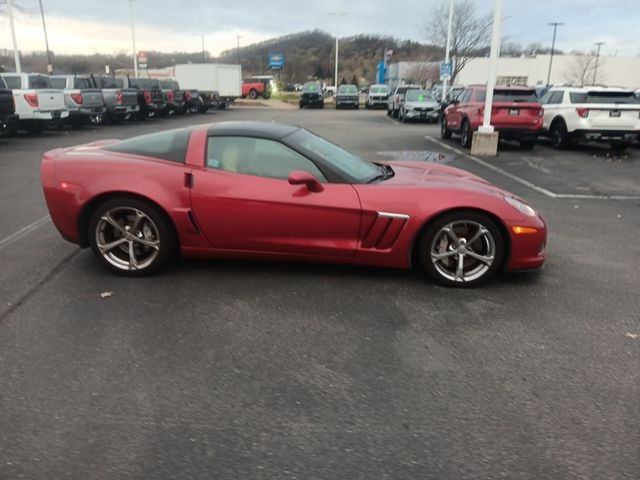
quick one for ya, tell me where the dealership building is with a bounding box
[386,54,640,90]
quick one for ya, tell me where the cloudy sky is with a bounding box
[1,0,638,57]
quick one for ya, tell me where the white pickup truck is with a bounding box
[0,73,69,134]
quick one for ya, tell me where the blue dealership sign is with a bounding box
[268,53,285,70]
[440,62,453,80]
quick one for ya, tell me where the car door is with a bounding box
[447,89,468,130]
[190,135,362,258]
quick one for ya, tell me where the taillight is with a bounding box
[185,91,192,101]
[143,91,152,104]
[576,108,589,118]
[116,90,123,105]
[25,93,39,108]
[70,93,83,105]
[167,91,174,102]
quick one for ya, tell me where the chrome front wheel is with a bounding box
[89,198,175,276]
[419,212,505,287]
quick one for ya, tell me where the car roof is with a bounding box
[469,84,533,90]
[551,85,635,92]
[206,121,302,139]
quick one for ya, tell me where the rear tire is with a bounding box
[88,197,176,277]
[551,121,569,150]
[249,89,258,99]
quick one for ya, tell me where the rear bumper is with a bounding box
[494,127,541,140]
[572,129,640,142]
[21,110,70,121]
[69,106,106,117]
[110,104,139,116]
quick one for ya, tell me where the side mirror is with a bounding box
[288,170,324,193]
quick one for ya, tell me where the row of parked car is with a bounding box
[0,72,224,136]
[375,82,640,152]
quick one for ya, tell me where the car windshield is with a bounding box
[132,78,157,88]
[95,77,124,88]
[161,80,179,89]
[570,91,640,104]
[477,89,538,102]
[287,129,379,183]
[302,83,321,92]
[406,90,434,102]
[338,85,358,94]
[370,86,388,94]
[28,75,52,89]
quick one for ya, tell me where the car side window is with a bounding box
[206,136,327,182]
[539,92,552,104]
[548,91,564,104]
[461,90,472,103]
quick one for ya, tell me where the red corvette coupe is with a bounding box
[41,122,546,287]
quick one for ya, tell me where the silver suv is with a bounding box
[387,84,421,118]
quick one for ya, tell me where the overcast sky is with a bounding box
[1,0,638,58]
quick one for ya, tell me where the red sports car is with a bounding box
[41,122,546,287]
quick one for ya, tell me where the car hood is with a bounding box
[379,160,507,196]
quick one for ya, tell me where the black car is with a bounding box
[335,84,359,109]
[124,77,165,119]
[159,80,187,115]
[299,83,324,109]
[0,76,18,136]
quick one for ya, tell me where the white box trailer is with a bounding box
[174,63,241,103]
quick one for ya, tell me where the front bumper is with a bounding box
[367,96,387,107]
[336,97,359,107]
[300,96,324,106]
[405,109,439,120]
[506,214,547,271]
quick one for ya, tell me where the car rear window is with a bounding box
[28,75,52,89]
[132,78,153,88]
[104,128,192,163]
[95,77,124,88]
[569,91,640,104]
[2,76,20,89]
[476,89,538,102]
[75,77,93,89]
[50,77,67,89]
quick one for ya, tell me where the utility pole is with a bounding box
[128,0,138,78]
[37,0,53,73]
[329,12,347,87]
[202,34,206,62]
[236,35,243,65]
[592,41,605,85]
[546,22,564,87]
[442,0,454,100]
[7,0,21,74]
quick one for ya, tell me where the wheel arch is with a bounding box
[77,191,180,252]
[409,207,512,272]
[550,115,567,130]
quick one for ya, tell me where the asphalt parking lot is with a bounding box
[1,106,639,479]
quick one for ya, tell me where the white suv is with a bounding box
[539,86,640,151]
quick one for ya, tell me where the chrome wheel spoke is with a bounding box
[467,226,488,246]
[134,237,160,250]
[455,254,465,281]
[97,237,127,253]
[432,250,457,261]
[442,225,460,247]
[129,209,145,233]
[128,241,139,270]
[102,213,126,234]
[465,250,494,265]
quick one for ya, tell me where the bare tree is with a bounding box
[425,0,492,84]
[406,62,439,87]
[565,52,607,86]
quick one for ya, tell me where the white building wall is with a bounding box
[455,54,640,89]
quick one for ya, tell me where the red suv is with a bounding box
[441,85,543,149]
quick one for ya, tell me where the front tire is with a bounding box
[417,211,505,287]
[88,198,176,276]
[249,89,258,99]
[440,116,453,139]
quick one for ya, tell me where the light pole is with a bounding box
[236,35,243,65]
[479,0,503,132]
[329,12,347,87]
[546,22,564,87]
[37,0,53,73]
[6,0,21,73]
[442,0,454,100]
[202,34,206,62]
[128,0,138,78]
[593,41,605,85]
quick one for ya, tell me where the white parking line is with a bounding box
[0,215,51,252]
[425,135,640,201]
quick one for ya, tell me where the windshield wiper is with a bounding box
[367,164,395,183]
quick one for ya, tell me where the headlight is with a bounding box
[505,196,537,216]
